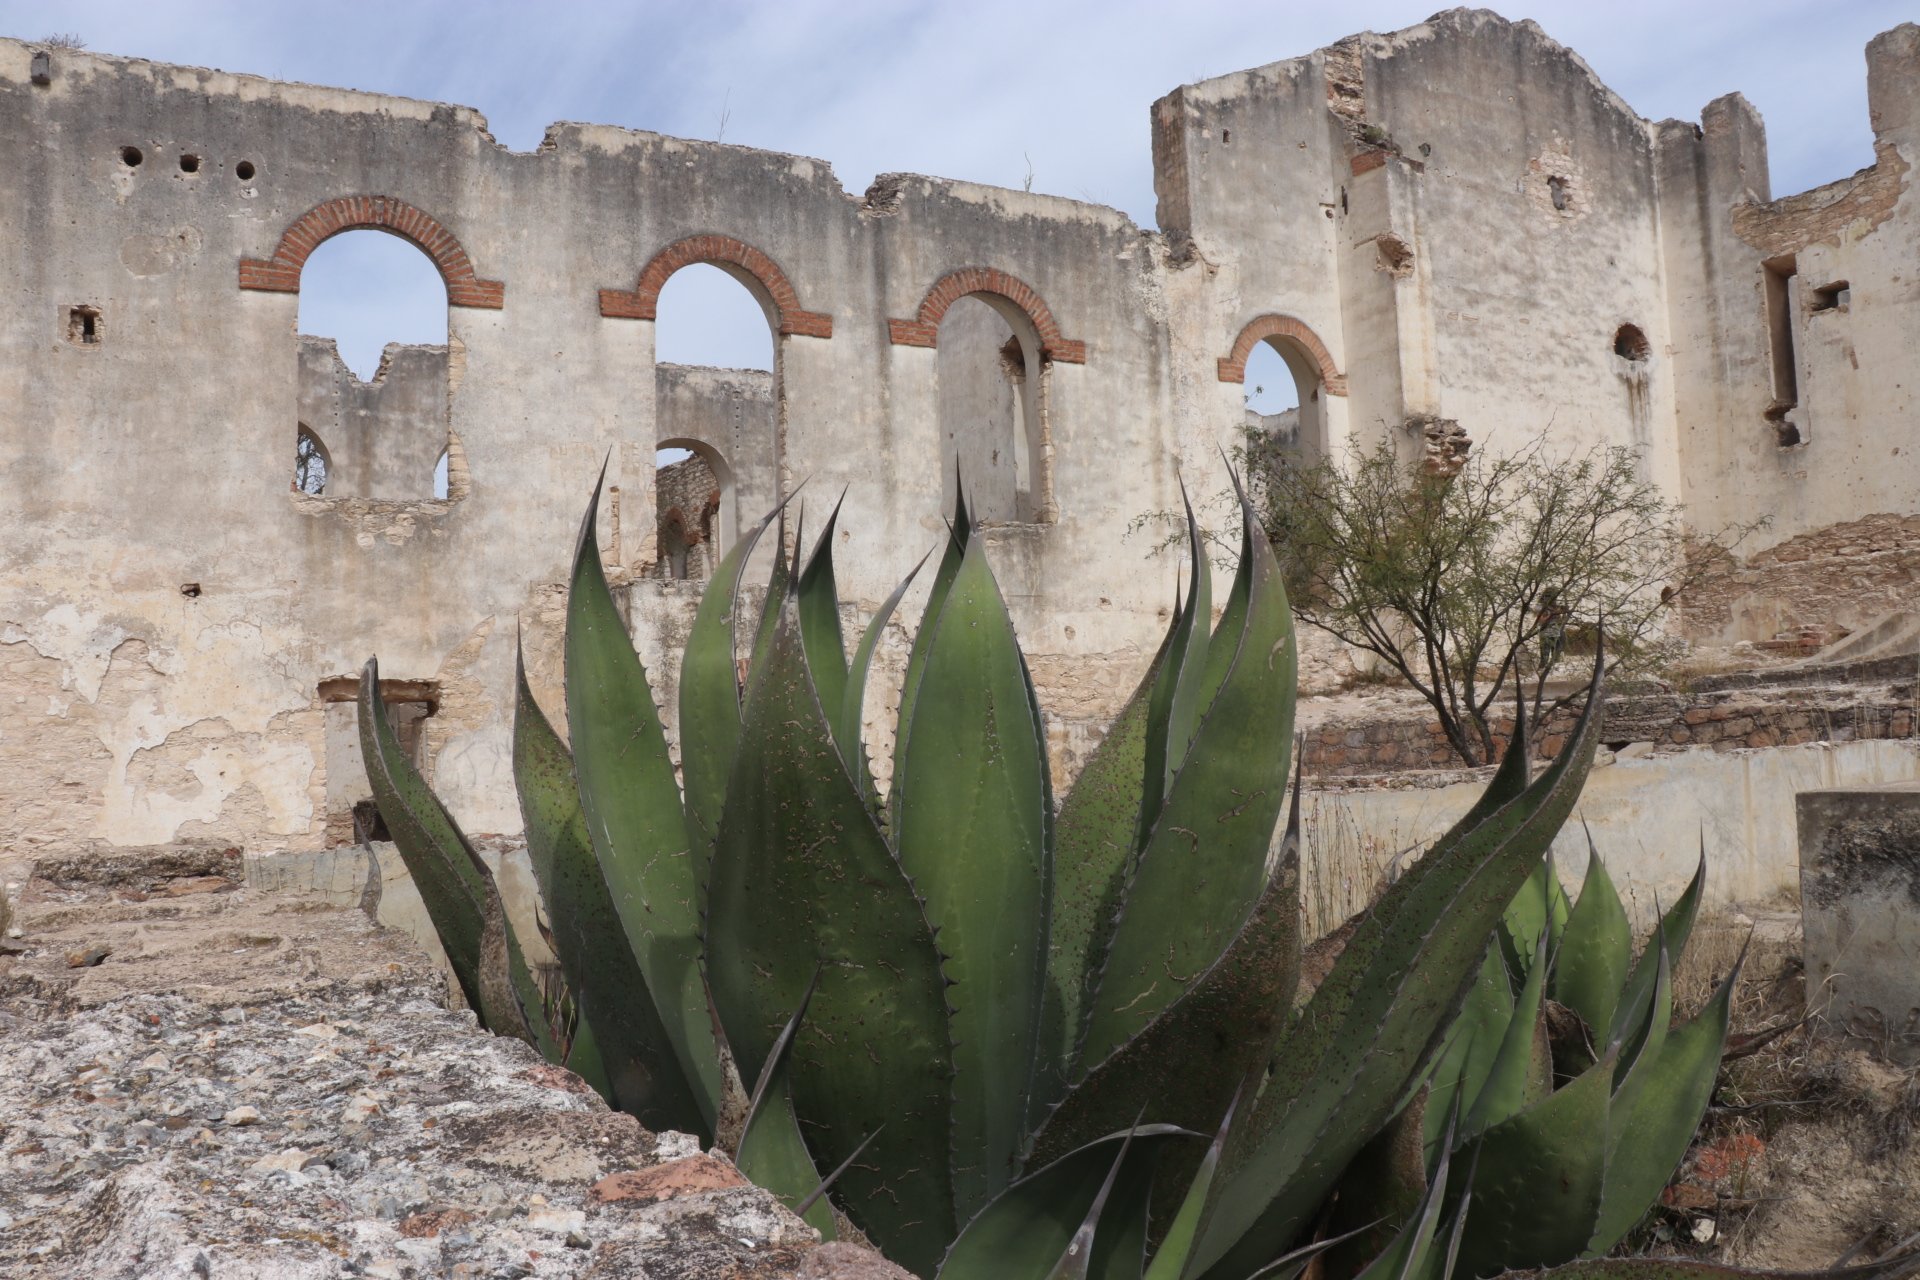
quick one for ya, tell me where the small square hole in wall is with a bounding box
[66,305,103,347]
[179,153,201,174]
[1811,281,1850,312]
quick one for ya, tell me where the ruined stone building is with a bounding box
[4,11,1918,862]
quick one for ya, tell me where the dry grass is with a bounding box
[1628,906,1920,1263]
[1299,797,1404,939]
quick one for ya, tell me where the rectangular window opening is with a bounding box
[1762,257,1801,445]
[1811,280,1851,313]
[66,305,102,347]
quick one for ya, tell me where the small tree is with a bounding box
[1248,431,1750,767]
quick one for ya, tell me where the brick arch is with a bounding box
[237,196,505,309]
[1216,314,1347,396]
[660,507,700,546]
[599,235,833,338]
[887,268,1087,364]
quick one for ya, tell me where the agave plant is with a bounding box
[356,466,1913,1280]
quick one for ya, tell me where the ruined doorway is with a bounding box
[316,676,439,848]
[295,231,451,499]
[937,295,1048,523]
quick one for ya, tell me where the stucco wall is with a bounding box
[1316,739,1920,926]
[3,12,1917,852]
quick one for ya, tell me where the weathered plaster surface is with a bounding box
[4,12,1918,850]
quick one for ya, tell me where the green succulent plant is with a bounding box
[356,467,1916,1280]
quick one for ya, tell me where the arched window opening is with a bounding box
[433,449,450,501]
[1241,336,1327,467]
[295,425,331,495]
[660,513,694,581]
[937,295,1049,524]
[295,230,450,500]
[653,263,775,572]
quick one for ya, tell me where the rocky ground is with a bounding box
[0,845,903,1280]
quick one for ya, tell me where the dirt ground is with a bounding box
[1651,908,1920,1266]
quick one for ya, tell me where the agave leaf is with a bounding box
[797,493,851,732]
[1501,855,1568,986]
[357,657,488,1011]
[1609,898,1689,1086]
[1424,943,1515,1159]
[1452,1056,1612,1278]
[679,494,790,844]
[835,554,928,793]
[1136,564,1198,844]
[892,484,971,823]
[1034,764,1302,1182]
[1189,654,1607,1280]
[894,533,1053,1215]
[1552,833,1631,1037]
[1085,1143,1161,1280]
[941,1125,1192,1280]
[1081,485,1296,1068]
[480,889,556,1052]
[1465,691,1534,834]
[1351,1125,1459,1280]
[1019,613,1063,1138]
[1606,847,1705,1053]
[1463,925,1552,1142]
[1046,604,1179,1079]
[513,643,709,1136]
[1588,946,1744,1254]
[736,974,835,1239]
[564,1015,614,1101]
[705,593,955,1275]
[1608,931,1672,1108]
[1157,484,1214,802]
[1326,1086,1430,1280]
[1510,1254,1920,1280]
[563,470,724,1132]
[1047,1125,1140,1280]
[749,503,795,680]
[1144,1084,1241,1280]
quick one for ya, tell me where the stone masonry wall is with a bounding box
[1303,660,1920,778]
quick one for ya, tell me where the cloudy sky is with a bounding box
[8,0,1906,383]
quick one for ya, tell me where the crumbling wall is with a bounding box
[1660,24,1920,618]
[652,362,777,558]
[4,14,1919,853]
[1684,514,1920,645]
[652,453,721,580]
[0,36,1173,851]
[297,336,450,500]
[1301,664,1920,777]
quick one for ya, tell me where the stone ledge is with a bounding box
[0,851,897,1278]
